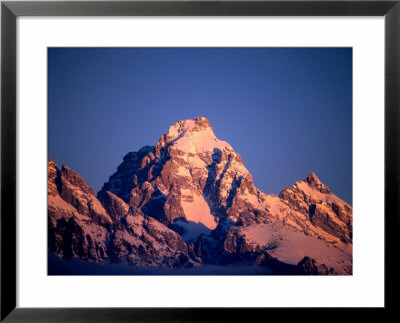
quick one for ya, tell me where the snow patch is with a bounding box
[167,119,232,154]
[180,190,218,230]
[239,222,352,274]
[296,181,350,206]
[173,219,211,243]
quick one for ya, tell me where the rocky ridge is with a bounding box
[48,159,197,267]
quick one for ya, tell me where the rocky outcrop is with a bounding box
[48,159,110,263]
[106,213,192,267]
[295,257,338,275]
[279,173,352,243]
[49,216,109,263]
[58,164,113,226]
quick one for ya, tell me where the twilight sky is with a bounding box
[48,48,352,204]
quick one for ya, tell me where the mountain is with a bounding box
[98,117,269,238]
[198,172,352,274]
[49,117,352,275]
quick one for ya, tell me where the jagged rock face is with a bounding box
[107,212,191,267]
[49,216,109,263]
[279,173,352,243]
[48,159,195,267]
[101,191,130,223]
[48,158,60,196]
[295,257,338,275]
[47,161,110,263]
[58,165,113,226]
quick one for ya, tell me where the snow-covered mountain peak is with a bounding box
[164,117,232,154]
[98,117,259,239]
[279,172,344,207]
[302,172,331,194]
[49,119,353,274]
[166,116,210,137]
[306,172,320,183]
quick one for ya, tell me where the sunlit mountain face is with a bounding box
[48,117,352,275]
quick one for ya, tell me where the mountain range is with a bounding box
[48,117,352,275]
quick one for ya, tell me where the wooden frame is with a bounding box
[1,1,399,321]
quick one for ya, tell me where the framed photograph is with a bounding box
[1,0,399,321]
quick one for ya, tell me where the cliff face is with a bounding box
[49,117,352,275]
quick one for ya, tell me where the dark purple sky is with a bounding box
[48,48,352,204]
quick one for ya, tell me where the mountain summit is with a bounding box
[49,117,352,274]
[98,117,262,238]
[164,117,232,154]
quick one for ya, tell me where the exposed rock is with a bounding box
[295,257,338,275]
[107,213,190,267]
[48,159,196,268]
[100,191,130,223]
[279,173,352,243]
[58,164,113,226]
[48,158,60,196]
[48,216,109,263]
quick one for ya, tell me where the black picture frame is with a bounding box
[1,0,399,321]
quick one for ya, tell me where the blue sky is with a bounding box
[48,48,352,204]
